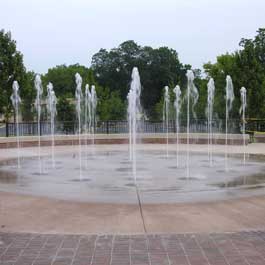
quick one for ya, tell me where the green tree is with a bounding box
[43,64,126,122]
[96,87,126,120]
[0,29,27,121]
[56,96,75,133]
[204,28,265,119]
[42,64,92,97]
[203,54,236,119]
[91,40,188,118]
[20,71,36,121]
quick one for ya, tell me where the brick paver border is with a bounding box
[1,231,265,265]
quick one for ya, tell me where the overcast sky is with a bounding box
[1,0,265,74]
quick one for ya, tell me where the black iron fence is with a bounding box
[0,118,253,137]
[245,119,265,133]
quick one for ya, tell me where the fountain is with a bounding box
[240,86,247,164]
[127,67,147,231]
[206,78,215,166]
[84,84,91,142]
[163,86,170,157]
[84,84,97,147]
[75,73,83,135]
[127,67,142,182]
[186,70,199,178]
[10,81,21,168]
[90,85,97,145]
[34,74,43,173]
[225,75,234,170]
[46,82,57,168]
[75,73,83,180]
[173,85,181,167]
[3,67,265,209]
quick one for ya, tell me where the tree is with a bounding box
[56,96,75,133]
[43,64,125,122]
[96,87,126,120]
[20,71,36,121]
[204,28,265,119]
[91,40,188,118]
[42,64,93,97]
[203,54,237,119]
[0,29,27,121]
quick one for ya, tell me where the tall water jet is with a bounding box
[206,78,215,166]
[34,74,43,173]
[46,82,57,168]
[10,81,21,168]
[240,87,247,164]
[75,73,83,135]
[225,75,234,170]
[127,67,141,182]
[186,70,199,178]
[75,73,83,180]
[84,84,97,154]
[127,68,146,232]
[84,84,91,139]
[173,85,181,167]
[90,85,97,145]
[163,86,170,157]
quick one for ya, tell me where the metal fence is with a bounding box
[0,119,249,137]
[246,119,265,133]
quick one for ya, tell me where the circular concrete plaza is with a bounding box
[0,141,265,265]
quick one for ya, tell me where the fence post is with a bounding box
[6,122,9,137]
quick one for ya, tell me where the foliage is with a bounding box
[91,40,189,118]
[0,29,27,121]
[96,87,126,121]
[20,71,36,121]
[42,64,95,97]
[56,96,75,133]
[204,28,265,119]
[1,29,265,123]
[42,64,126,122]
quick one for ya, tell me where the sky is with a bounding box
[1,0,265,74]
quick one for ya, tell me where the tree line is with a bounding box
[0,28,265,123]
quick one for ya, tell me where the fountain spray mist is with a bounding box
[127,67,141,182]
[75,73,83,180]
[84,84,91,143]
[10,81,21,169]
[225,75,234,171]
[34,75,43,174]
[127,67,147,232]
[206,78,215,166]
[240,87,247,164]
[84,84,97,155]
[84,84,91,168]
[90,85,97,145]
[163,86,170,157]
[173,85,181,167]
[186,70,199,178]
[47,82,57,168]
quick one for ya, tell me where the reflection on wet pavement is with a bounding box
[0,150,264,203]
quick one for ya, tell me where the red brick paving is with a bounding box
[1,231,265,265]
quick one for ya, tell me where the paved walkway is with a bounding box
[2,192,265,234]
[1,231,265,265]
[0,144,265,264]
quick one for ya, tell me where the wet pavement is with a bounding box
[1,231,265,265]
[0,150,265,204]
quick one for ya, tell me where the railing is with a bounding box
[0,119,248,137]
[245,119,265,133]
